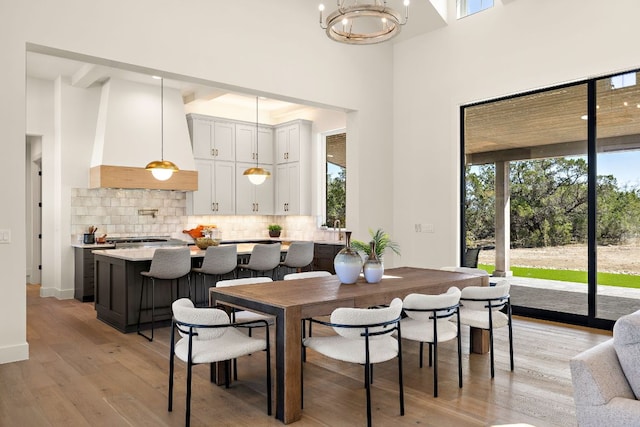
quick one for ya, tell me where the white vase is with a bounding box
[333,231,363,284]
[363,241,384,283]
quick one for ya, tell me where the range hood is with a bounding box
[89,77,197,190]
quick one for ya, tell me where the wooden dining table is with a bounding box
[209,266,486,424]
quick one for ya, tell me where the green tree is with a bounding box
[327,167,346,226]
[465,165,495,246]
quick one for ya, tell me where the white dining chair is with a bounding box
[457,281,513,378]
[168,298,271,426]
[401,286,462,397]
[303,298,404,427]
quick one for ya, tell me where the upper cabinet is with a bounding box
[275,120,312,215]
[187,159,236,215]
[187,114,235,161]
[276,123,302,164]
[236,124,274,165]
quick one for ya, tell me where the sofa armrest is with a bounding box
[570,339,635,406]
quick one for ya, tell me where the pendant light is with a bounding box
[243,96,271,185]
[145,76,179,181]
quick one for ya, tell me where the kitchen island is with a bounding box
[92,243,288,333]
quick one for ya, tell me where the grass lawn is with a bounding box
[478,264,640,289]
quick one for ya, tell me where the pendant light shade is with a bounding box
[243,96,271,185]
[146,76,179,181]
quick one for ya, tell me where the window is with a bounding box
[457,0,493,19]
[611,72,636,89]
[325,132,346,227]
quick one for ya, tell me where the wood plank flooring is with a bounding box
[0,285,612,426]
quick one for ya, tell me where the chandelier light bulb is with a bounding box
[151,168,174,181]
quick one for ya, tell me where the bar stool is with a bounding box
[137,247,192,342]
[278,241,314,279]
[191,245,237,306]
[237,243,281,279]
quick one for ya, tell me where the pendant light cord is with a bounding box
[255,96,259,167]
[161,77,164,162]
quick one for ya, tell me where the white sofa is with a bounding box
[570,310,640,427]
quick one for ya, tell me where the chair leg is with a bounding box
[428,343,433,367]
[364,362,372,427]
[186,359,193,427]
[137,277,155,342]
[266,334,272,416]
[419,342,424,368]
[433,341,439,397]
[168,324,175,412]
[489,309,495,378]
[508,302,514,372]
[457,324,463,389]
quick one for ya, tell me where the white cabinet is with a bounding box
[187,114,235,161]
[187,159,235,215]
[236,163,274,215]
[276,123,302,164]
[236,124,273,165]
[274,120,311,215]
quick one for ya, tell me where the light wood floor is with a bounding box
[0,285,611,426]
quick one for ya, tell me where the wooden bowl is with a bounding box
[195,237,220,250]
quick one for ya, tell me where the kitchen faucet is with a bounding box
[333,219,344,241]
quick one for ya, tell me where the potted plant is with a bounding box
[351,228,400,284]
[268,224,282,238]
[351,228,401,259]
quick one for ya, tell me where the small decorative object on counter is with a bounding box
[182,224,217,240]
[83,225,97,244]
[333,231,363,284]
[195,237,220,250]
[268,224,282,238]
[363,240,384,283]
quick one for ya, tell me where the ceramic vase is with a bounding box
[363,241,384,283]
[333,231,363,284]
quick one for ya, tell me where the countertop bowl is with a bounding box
[195,237,220,250]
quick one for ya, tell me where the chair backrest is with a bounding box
[246,243,282,271]
[403,287,461,321]
[148,247,192,279]
[460,281,510,312]
[216,277,273,288]
[283,271,332,280]
[282,241,315,268]
[463,247,481,268]
[199,245,238,275]
[172,298,230,340]
[330,298,403,340]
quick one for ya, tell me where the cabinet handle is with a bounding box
[215,148,219,156]
[211,148,215,157]
[211,202,215,212]
[256,203,259,212]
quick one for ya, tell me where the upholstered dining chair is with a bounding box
[168,298,271,427]
[457,281,513,378]
[191,245,237,306]
[237,243,282,279]
[303,298,404,427]
[401,287,462,397]
[279,241,315,279]
[137,247,192,342]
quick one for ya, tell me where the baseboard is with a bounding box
[39,287,75,300]
[0,342,29,364]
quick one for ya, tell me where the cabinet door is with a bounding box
[276,126,288,164]
[213,161,236,215]
[286,124,300,163]
[192,159,214,214]
[235,162,256,215]
[213,121,236,161]
[192,119,213,159]
[254,165,274,214]
[275,163,289,215]
[287,162,301,214]
[236,124,256,164]
[257,126,274,165]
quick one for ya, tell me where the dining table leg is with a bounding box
[276,306,303,423]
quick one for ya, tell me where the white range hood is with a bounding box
[89,77,197,190]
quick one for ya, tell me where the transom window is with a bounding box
[457,0,493,19]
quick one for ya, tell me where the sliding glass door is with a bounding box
[462,71,640,327]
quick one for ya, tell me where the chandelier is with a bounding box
[318,0,410,45]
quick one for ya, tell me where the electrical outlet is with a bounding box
[423,223,434,233]
[414,224,422,233]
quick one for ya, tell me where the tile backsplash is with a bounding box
[70,188,334,243]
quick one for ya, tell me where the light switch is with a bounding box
[0,229,11,243]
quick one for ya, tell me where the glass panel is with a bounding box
[595,72,640,321]
[465,84,589,316]
[326,133,346,227]
[457,0,494,19]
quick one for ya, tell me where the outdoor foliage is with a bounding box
[466,158,640,248]
[327,166,346,226]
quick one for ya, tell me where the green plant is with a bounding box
[268,224,282,232]
[351,228,401,259]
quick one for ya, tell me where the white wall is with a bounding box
[0,0,394,363]
[393,0,640,269]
